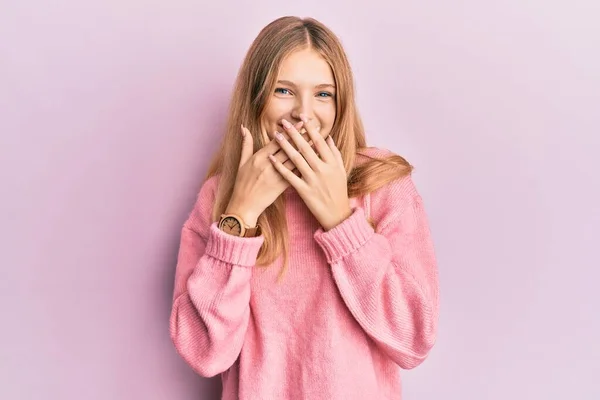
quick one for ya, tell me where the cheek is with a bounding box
[318,104,337,129]
[260,107,278,135]
[263,100,288,123]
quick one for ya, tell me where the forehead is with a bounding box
[277,48,334,85]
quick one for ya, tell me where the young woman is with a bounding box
[170,16,439,400]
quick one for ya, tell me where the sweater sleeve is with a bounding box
[169,177,264,378]
[313,176,439,369]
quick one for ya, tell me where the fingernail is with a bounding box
[275,131,284,140]
[300,113,308,122]
[240,124,246,137]
[282,119,291,129]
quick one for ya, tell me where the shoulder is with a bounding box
[354,146,418,199]
[184,174,221,235]
[369,172,419,208]
[354,146,396,166]
[197,174,221,202]
[355,147,421,221]
[368,173,428,236]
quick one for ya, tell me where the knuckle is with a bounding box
[258,166,271,180]
[251,156,262,168]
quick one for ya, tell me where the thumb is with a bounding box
[239,124,254,169]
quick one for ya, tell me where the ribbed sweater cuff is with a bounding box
[205,223,265,267]
[313,207,375,264]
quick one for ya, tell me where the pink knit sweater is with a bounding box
[169,148,439,400]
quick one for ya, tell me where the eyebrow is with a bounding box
[277,80,336,89]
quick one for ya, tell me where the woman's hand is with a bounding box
[226,122,304,227]
[268,114,352,231]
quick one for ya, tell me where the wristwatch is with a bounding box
[218,214,261,237]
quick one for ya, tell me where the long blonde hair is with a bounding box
[206,16,412,269]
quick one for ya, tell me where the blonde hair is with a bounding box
[206,16,412,269]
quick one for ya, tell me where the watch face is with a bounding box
[220,216,242,236]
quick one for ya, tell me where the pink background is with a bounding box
[2,1,599,399]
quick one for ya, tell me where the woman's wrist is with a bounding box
[320,205,353,231]
[225,200,258,228]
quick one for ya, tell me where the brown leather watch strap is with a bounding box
[243,225,261,237]
[218,214,261,237]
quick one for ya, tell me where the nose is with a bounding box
[290,93,314,122]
